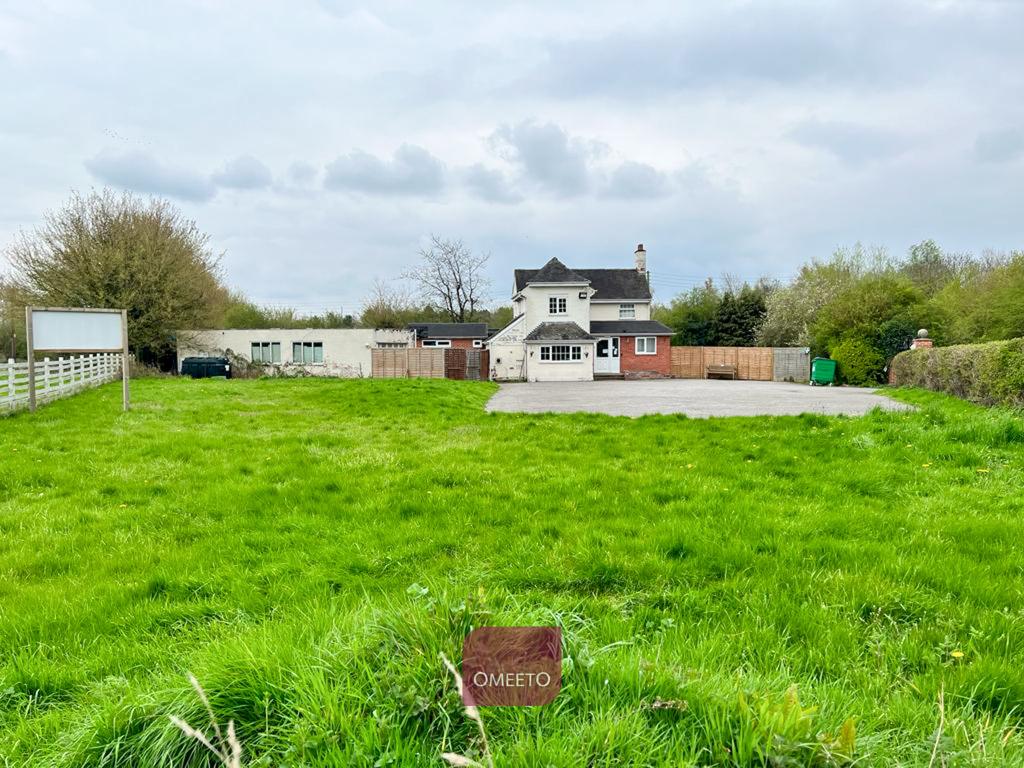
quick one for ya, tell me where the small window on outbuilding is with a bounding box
[292,341,324,363]
[251,342,281,363]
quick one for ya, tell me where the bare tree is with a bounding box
[402,235,490,322]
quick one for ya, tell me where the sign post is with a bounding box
[121,309,130,411]
[25,307,130,412]
[24,306,36,412]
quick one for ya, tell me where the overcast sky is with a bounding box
[2,1,1022,313]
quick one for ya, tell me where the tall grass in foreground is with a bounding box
[169,676,242,768]
[0,378,1023,765]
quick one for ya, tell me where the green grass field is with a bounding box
[2,378,1023,767]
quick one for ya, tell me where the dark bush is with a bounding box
[830,338,886,385]
[889,338,1024,407]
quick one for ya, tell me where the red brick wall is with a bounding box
[620,336,671,378]
[416,338,480,349]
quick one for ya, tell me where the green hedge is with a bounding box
[830,337,885,385]
[889,337,1024,407]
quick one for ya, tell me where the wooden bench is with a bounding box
[705,363,737,380]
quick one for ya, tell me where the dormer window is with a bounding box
[619,303,636,319]
[549,296,568,315]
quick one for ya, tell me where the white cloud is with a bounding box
[462,164,523,204]
[603,161,671,199]
[787,119,911,165]
[84,150,215,202]
[212,155,273,189]
[489,120,601,197]
[324,144,445,196]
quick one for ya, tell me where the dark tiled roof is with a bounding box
[514,266,651,300]
[590,320,673,336]
[524,321,596,342]
[520,257,590,286]
[407,322,489,339]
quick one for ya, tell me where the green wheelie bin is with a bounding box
[810,357,837,386]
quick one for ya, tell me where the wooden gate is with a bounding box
[445,348,467,380]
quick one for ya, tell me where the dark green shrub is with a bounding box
[890,337,1024,407]
[830,338,885,385]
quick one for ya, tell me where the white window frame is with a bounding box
[250,341,281,364]
[548,295,568,315]
[539,344,582,362]
[292,341,324,364]
[619,303,636,319]
[422,339,451,348]
[635,336,657,355]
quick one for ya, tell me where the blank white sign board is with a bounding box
[31,309,123,352]
[26,307,129,412]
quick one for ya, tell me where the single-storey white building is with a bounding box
[176,328,413,377]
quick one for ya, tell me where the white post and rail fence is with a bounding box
[2,306,131,414]
[2,353,124,412]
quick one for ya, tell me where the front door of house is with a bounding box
[595,337,620,374]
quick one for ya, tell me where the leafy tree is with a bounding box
[901,239,970,297]
[711,291,745,346]
[875,316,919,361]
[811,273,927,357]
[654,280,721,346]
[485,305,514,330]
[221,292,355,329]
[359,279,420,329]
[756,248,869,346]
[935,251,1024,343]
[2,189,228,364]
[656,279,770,347]
[734,283,769,345]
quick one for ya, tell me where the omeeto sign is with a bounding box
[25,307,130,412]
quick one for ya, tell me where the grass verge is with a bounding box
[1,378,1023,766]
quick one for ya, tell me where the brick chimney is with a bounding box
[634,243,647,273]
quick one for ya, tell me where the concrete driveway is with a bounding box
[485,379,912,418]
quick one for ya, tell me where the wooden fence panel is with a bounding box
[408,348,445,378]
[370,347,493,381]
[736,347,774,381]
[670,347,703,378]
[670,346,809,381]
[702,347,739,370]
[371,348,408,378]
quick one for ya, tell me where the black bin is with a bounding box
[180,356,231,379]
